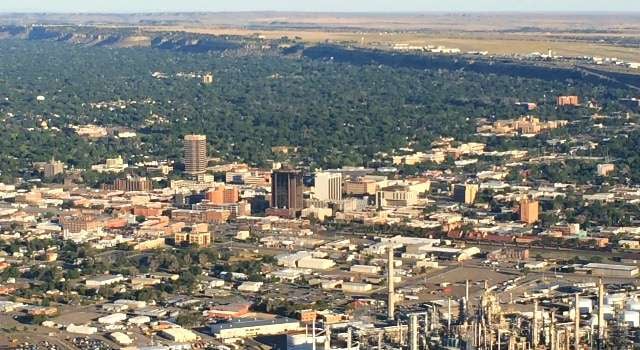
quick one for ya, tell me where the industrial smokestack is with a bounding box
[465,279,470,315]
[575,293,580,350]
[447,297,452,333]
[550,310,556,350]
[533,300,539,348]
[409,314,419,350]
[387,247,395,320]
[598,278,604,347]
[424,313,429,339]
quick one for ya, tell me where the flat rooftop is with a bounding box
[210,317,299,331]
[584,263,638,271]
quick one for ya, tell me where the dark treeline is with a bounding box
[303,45,640,90]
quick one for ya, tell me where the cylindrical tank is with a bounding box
[605,293,626,306]
[627,299,640,311]
[603,305,615,320]
[623,310,640,328]
[578,298,593,314]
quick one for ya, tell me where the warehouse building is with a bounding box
[85,274,125,288]
[210,317,302,339]
[66,324,97,335]
[350,265,381,275]
[98,312,127,325]
[108,332,133,345]
[584,263,639,278]
[296,257,336,270]
[160,327,199,342]
[238,281,263,292]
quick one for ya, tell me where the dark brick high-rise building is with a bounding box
[271,169,304,214]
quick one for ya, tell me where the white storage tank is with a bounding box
[627,299,640,311]
[287,333,327,349]
[623,310,640,327]
[589,306,616,328]
[605,293,627,306]
[578,298,593,314]
[603,305,615,320]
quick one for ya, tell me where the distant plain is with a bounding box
[1,12,639,60]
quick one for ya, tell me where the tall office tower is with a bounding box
[184,134,207,175]
[520,196,540,224]
[452,183,479,205]
[271,169,304,212]
[314,172,342,201]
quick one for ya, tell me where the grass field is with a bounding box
[146,25,640,62]
[5,12,639,61]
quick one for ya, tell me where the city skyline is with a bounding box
[0,1,639,348]
[1,0,640,13]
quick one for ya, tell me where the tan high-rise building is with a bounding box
[315,172,342,201]
[175,224,212,247]
[103,176,153,192]
[184,135,208,175]
[202,73,214,84]
[520,197,539,224]
[557,95,579,106]
[44,158,64,178]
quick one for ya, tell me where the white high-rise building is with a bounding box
[314,172,342,201]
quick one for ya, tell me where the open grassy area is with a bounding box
[145,25,640,62]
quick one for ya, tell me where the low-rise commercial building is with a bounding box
[210,317,301,339]
[85,274,125,288]
[584,263,639,278]
[160,327,199,342]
